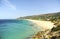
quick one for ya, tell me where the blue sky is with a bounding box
[0,0,60,19]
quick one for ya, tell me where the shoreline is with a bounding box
[26,19,55,31]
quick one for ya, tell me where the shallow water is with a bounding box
[0,19,41,39]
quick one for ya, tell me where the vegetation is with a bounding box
[51,25,60,32]
[18,12,60,21]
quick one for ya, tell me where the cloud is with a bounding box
[2,0,16,10]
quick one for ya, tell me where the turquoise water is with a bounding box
[0,20,41,39]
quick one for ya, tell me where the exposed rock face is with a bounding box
[31,29,60,39]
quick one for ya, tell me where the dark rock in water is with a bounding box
[26,37,32,39]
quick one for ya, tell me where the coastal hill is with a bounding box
[18,12,60,21]
[18,12,60,39]
[18,12,60,31]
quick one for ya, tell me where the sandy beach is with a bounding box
[26,19,55,31]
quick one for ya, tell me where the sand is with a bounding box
[26,19,55,31]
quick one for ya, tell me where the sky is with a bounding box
[0,0,60,19]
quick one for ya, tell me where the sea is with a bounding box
[0,19,41,39]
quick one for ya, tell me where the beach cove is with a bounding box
[26,19,55,31]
